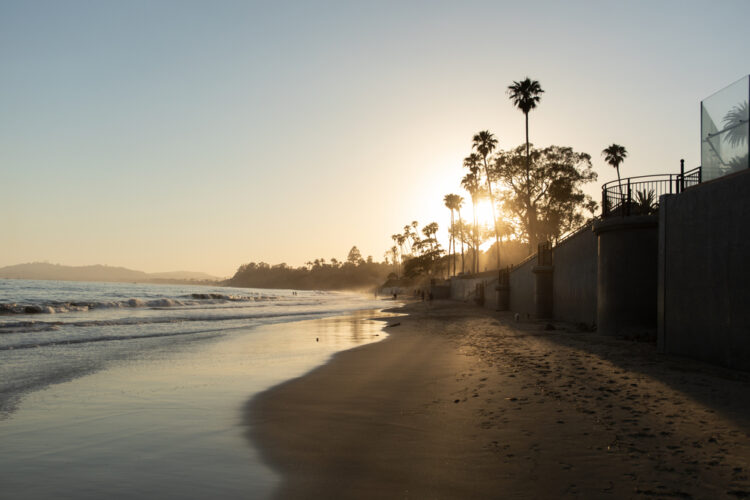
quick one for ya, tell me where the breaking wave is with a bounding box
[0,294,281,315]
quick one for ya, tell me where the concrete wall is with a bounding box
[509,257,536,318]
[595,216,659,337]
[552,227,598,327]
[450,271,499,310]
[455,227,598,323]
[658,169,750,370]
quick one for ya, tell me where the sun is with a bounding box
[474,199,497,228]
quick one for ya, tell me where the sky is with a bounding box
[1,0,748,277]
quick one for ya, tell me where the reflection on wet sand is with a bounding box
[311,307,402,346]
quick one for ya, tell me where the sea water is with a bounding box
[0,279,391,499]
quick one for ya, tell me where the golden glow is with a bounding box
[474,200,497,229]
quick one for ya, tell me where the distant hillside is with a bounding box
[0,263,221,284]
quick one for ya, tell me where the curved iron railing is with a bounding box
[602,166,702,218]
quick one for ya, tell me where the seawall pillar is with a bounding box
[496,268,510,311]
[594,215,658,337]
[532,265,554,319]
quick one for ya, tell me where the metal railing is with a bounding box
[602,163,702,218]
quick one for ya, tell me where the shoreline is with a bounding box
[248,300,750,499]
[0,305,393,499]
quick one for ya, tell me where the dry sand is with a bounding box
[248,300,750,499]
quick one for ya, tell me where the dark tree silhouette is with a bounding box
[602,143,628,203]
[444,194,462,276]
[472,130,501,269]
[455,195,465,274]
[229,252,391,290]
[507,78,544,251]
[461,164,483,274]
[347,246,364,265]
[493,145,597,247]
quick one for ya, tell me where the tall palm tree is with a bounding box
[461,169,482,274]
[472,131,501,269]
[396,234,406,259]
[602,144,628,206]
[444,194,463,276]
[402,225,414,254]
[391,234,402,276]
[455,195,465,274]
[507,78,544,250]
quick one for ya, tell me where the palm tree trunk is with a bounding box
[483,159,501,270]
[525,112,530,170]
[525,111,534,254]
[616,165,625,209]
[472,202,478,274]
[475,206,479,274]
[457,208,465,274]
[450,210,455,276]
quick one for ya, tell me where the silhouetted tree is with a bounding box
[403,222,444,278]
[390,234,402,274]
[602,143,628,203]
[347,246,363,265]
[461,165,483,274]
[507,78,544,248]
[493,145,596,248]
[444,194,462,276]
[455,195,465,274]
[472,130,501,269]
[229,249,391,290]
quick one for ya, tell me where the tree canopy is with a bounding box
[492,144,597,249]
[228,250,390,290]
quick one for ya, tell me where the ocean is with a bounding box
[0,279,391,499]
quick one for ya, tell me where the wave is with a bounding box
[0,308,334,350]
[0,327,231,351]
[0,293,280,315]
[0,309,328,336]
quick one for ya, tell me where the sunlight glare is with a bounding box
[475,200,496,229]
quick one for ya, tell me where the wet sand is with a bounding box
[0,310,390,499]
[249,300,750,499]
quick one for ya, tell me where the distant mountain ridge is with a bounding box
[0,263,221,284]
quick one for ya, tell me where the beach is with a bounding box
[250,300,750,499]
[0,281,391,499]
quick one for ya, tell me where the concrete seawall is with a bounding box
[658,169,750,370]
[445,169,748,371]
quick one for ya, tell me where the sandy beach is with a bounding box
[249,300,750,499]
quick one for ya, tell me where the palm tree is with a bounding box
[396,234,406,260]
[602,144,628,207]
[391,234,401,276]
[454,195,465,274]
[472,131,501,269]
[461,169,482,274]
[444,194,459,276]
[452,219,470,273]
[507,77,544,162]
[507,78,544,250]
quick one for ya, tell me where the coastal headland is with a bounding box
[249,300,750,499]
